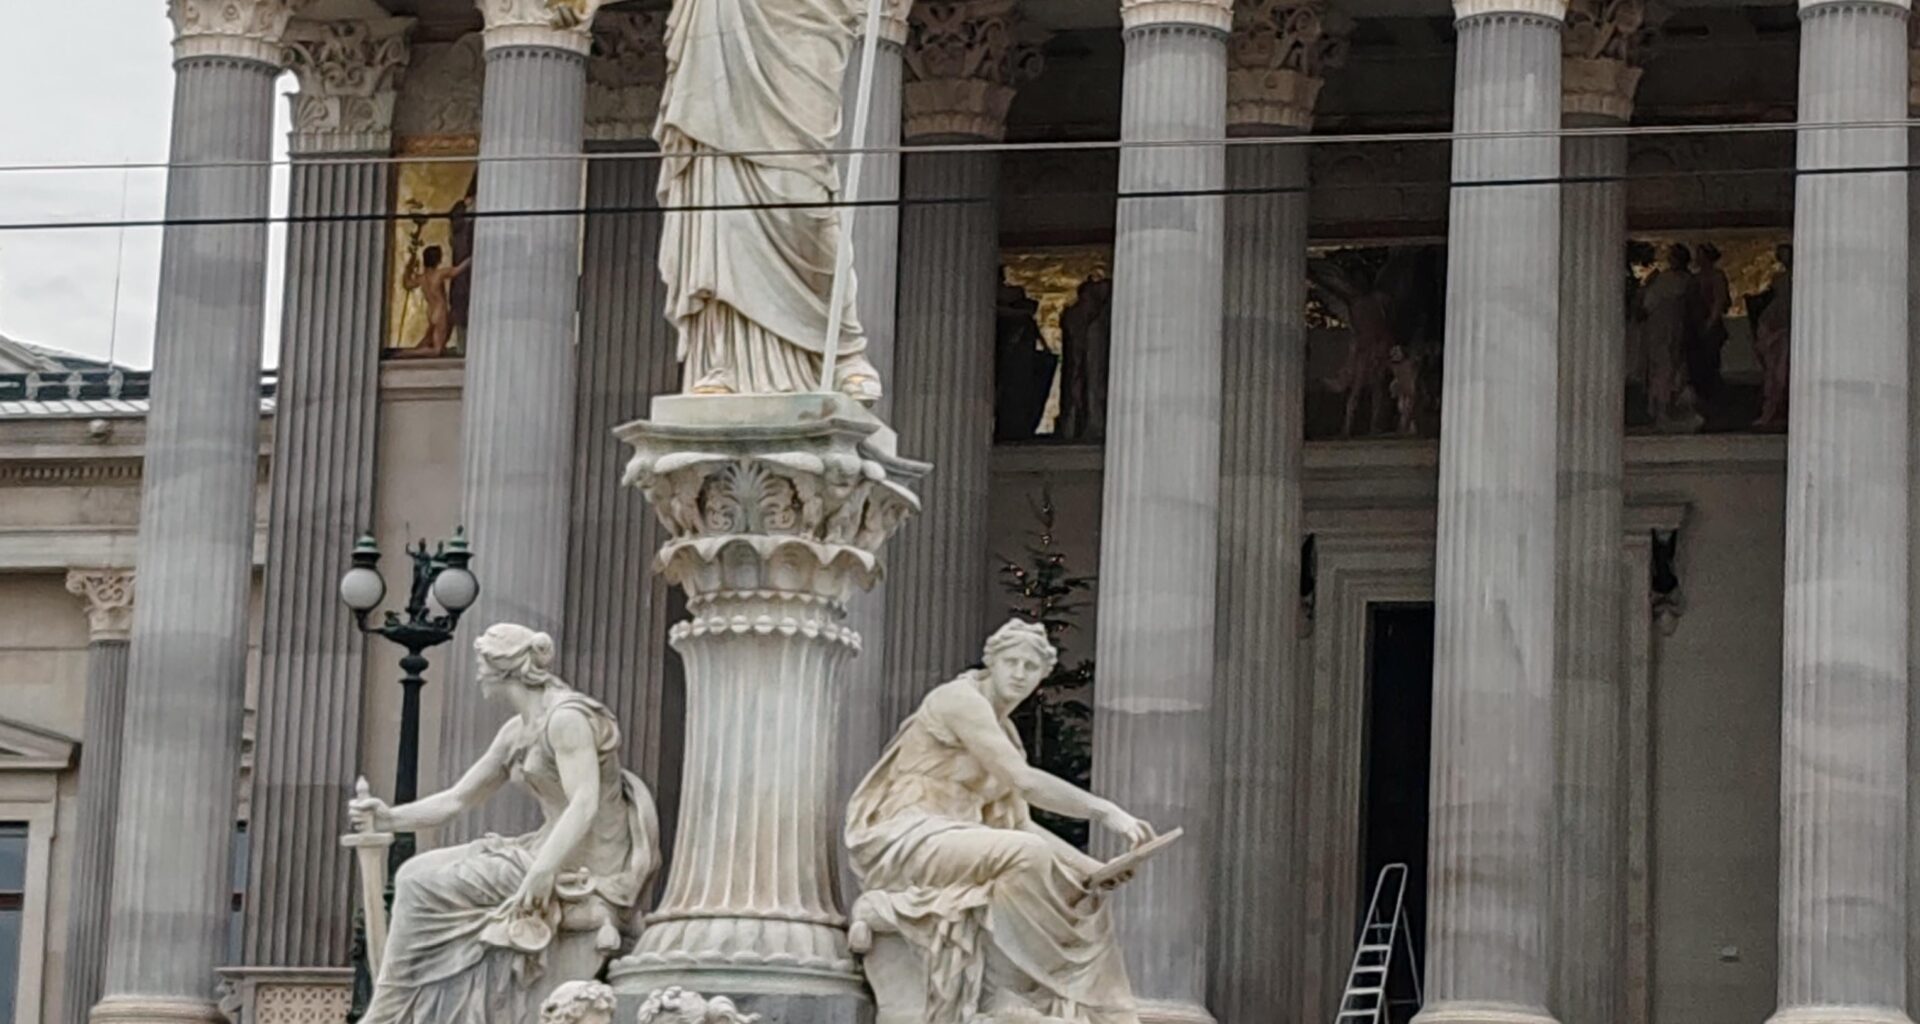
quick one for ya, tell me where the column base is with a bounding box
[1138,998,1217,1024]
[1766,1008,1914,1024]
[90,996,226,1024]
[1412,1001,1558,1024]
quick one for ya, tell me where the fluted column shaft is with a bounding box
[1549,122,1626,1024]
[242,138,390,969]
[92,42,281,1024]
[1210,135,1307,1024]
[882,146,999,731]
[1091,5,1229,1021]
[1772,3,1911,1020]
[563,150,678,811]
[1906,115,1920,1022]
[62,571,134,1024]
[442,36,591,838]
[1416,7,1562,1024]
[835,34,906,858]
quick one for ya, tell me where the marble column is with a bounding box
[833,0,907,857]
[61,570,135,1024]
[441,0,605,839]
[1772,3,1911,1023]
[1414,3,1563,1024]
[1210,3,1342,1020]
[89,5,290,1024]
[1908,51,1920,1021]
[567,7,678,813]
[1549,8,1646,1024]
[1091,0,1229,1019]
[881,0,1045,732]
[239,17,409,970]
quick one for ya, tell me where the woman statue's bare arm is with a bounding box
[359,720,514,832]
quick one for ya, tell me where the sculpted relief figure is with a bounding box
[654,0,882,402]
[845,619,1160,1024]
[347,624,661,1024]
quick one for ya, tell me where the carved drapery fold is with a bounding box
[903,0,1047,141]
[1227,0,1350,131]
[586,10,668,143]
[282,18,414,154]
[169,0,302,64]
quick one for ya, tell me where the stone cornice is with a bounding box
[66,569,136,642]
[283,18,415,155]
[476,0,608,55]
[1562,0,1655,120]
[586,9,668,143]
[168,0,303,66]
[904,0,1048,141]
[1121,0,1235,33]
[1227,0,1351,131]
[1453,0,1568,20]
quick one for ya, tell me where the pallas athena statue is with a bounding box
[653,0,884,402]
[846,618,1163,1024]
[347,624,661,1024]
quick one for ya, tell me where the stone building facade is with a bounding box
[0,1,1914,1024]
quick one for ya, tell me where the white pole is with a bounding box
[818,0,889,392]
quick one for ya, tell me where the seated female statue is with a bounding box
[347,623,661,1024]
[845,618,1156,1024]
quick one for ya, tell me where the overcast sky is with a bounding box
[0,2,291,370]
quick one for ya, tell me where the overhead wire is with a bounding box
[0,115,1910,176]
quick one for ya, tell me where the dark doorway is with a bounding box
[1358,604,1433,1024]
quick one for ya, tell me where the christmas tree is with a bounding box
[996,488,1096,847]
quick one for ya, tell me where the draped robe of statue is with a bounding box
[654,0,881,399]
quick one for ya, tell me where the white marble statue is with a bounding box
[347,624,661,1024]
[653,0,882,402]
[844,619,1157,1024]
[634,986,762,1024]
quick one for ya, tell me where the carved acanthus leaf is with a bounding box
[587,9,668,142]
[168,0,303,64]
[393,34,485,141]
[476,0,609,53]
[903,0,1047,141]
[1562,0,1661,119]
[66,569,136,642]
[1227,0,1352,131]
[283,19,414,151]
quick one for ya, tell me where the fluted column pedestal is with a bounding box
[61,571,135,1024]
[442,8,602,839]
[881,0,1044,737]
[90,7,290,1024]
[239,18,410,973]
[1092,1,1230,1020]
[1414,4,1563,1024]
[1770,3,1911,1022]
[609,394,924,1017]
[834,15,907,862]
[1549,116,1630,1024]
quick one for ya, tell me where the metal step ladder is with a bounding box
[1334,863,1423,1024]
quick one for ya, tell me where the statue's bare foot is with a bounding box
[838,373,881,406]
[690,367,736,396]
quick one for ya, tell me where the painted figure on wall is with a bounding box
[387,162,479,358]
[1750,243,1792,429]
[652,0,882,401]
[1057,274,1113,442]
[995,284,1054,441]
[1306,246,1443,439]
[1688,242,1731,403]
[1638,243,1703,432]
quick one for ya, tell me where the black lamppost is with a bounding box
[337,528,479,861]
[337,529,477,1020]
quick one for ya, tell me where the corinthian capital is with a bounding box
[587,10,668,143]
[903,0,1048,142]
[1563,0,1658,121]
[168,0,303,65]
[283,19,414,154]
[66,569,136,643]
[1121,0,1234,34]
[1227,0,1351,132]
[476,0,609,55]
